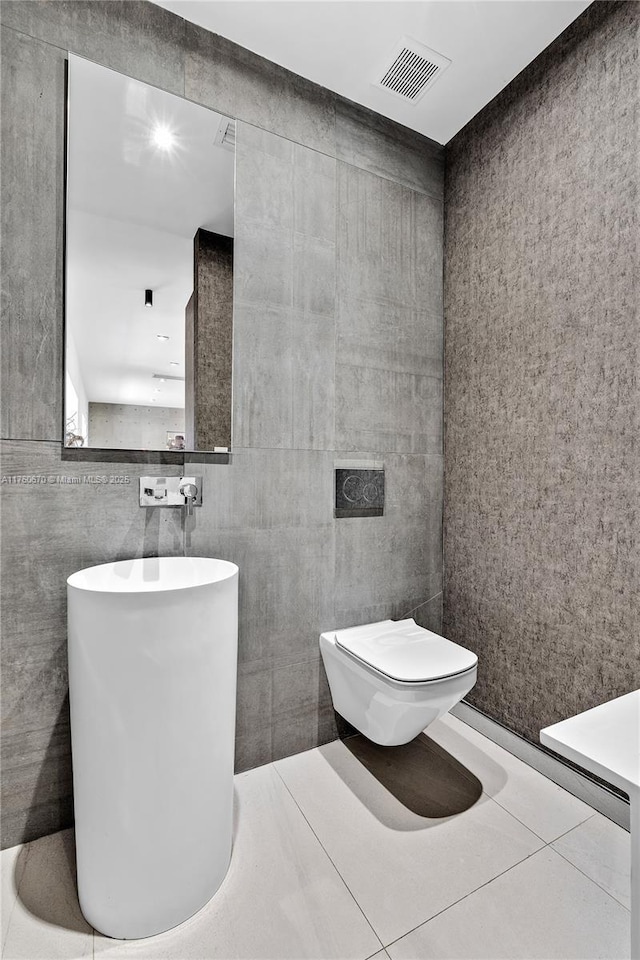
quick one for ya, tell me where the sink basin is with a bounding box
[67,555,236,593]
[67,556,238,939]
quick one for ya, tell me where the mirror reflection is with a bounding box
[65,55,235,453]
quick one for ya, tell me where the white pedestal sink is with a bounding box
[67,556,239,939]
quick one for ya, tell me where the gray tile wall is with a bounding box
[0,441,184,847]
[88,403,185,450]
[444,1,640,745]
[0,2,444,847]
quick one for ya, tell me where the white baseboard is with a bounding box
[451,701,630,832]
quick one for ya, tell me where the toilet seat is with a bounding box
[334,618,477,684]
[321,618,478,745]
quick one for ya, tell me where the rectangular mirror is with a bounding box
[64,54,235,455]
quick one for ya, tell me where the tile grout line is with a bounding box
[382,842,550,952]
[272,735,602,954]
[272,762,385,955]
[487,789,596,846]
[467,789,550,847]
[545,812,598,846]
[384,816,627,955]
[550,840,631,914]
[443,716,601,840]
[546,812,633,913]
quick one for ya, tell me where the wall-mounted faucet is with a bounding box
[179,479,199,517]
[139,476,202,512]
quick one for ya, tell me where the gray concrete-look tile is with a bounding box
[414,191,444,316]
[292,312,336,451]
[1,455,182,606]
[393,577,443,620]
[0,1,185,95]
[234,222,294,309]
[1,29,65,441]
[334,589,444,637]
[337,299,442,379]
[236,127,294,231]
[337,164,416,308]
[293,234,336,317]
[189,525,335,668]
[334,512,442,614]
[335,364,443,454]
[184,21,336,156]
[410,592,444,634]
[272,658,337,761]
[1,652,70,739]
[232,302,293,448]
[327,601,418,635]
[1,442,182,661]
[268,664,314,722]
[238,121,295,163]
[235,661,273,773]
[387,847,630,959]
[0,441,182,849]
[335,97,444,200]
[247,447,334,529]
[187,448,334,534]
[183,454,254,534]
[381,453,443,520]
[293,144,337,243]
[237,526,335,666]
[1,724,74,851]
[234,731,273,776]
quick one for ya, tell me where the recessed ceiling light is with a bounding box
[156,335,170,342]
[151,124,176,152]
[169,361,179,366]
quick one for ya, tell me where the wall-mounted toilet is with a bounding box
[320,619,477,746]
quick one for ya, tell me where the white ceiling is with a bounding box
[153,0,591,145]
[66,54,235,410]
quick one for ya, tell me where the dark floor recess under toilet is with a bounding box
[344,734,483,818]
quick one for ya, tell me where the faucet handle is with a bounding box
[180,481,198,501]
[178,476,202,515]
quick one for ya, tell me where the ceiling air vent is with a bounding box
[214,117,236,151]
[376,37,451,103]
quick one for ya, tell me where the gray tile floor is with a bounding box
[1,714,631,959]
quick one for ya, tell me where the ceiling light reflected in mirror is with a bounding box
[151,123,177,153]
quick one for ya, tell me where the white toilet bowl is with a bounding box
[320,619,477,746]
